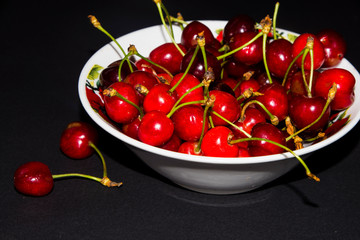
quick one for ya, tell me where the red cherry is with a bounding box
[289,95,330,137]
[238,147,251,157]
[14,161,54,196]
[99,59,137,89]
[178,141,203,155]
[248,122,286,157]
[171,105,209,142]
[104,82,140,124]
[229,31,263,65]
[254,82,289,122]
[143,83,177,114]
[209,90,241,126]
[138,110,174,146]
[201,126,239,157]
[60,121,98,159]
[159,134,182,152]
[135,58,155,73]
[122,117,141,140]
[266,38,296,78]
[314,68,355,111]
[221,77,241,97]
[222,14,256,44]
[123,70,158,103]
[230,107,266,139]
[223,58,250,79]
[291,33,325,70]
[149,42,187,75]
[286,70,319,96]
[239,78,260,95]
[181,20,216,49]
[317,29,346,68]
[170,73,204,105]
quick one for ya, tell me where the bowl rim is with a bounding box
[78,20,360,165]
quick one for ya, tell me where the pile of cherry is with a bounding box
[89,1,354,170]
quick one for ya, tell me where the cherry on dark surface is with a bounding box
[14,161,54,197]
[99,59,136,89]
[317,29,346,68]
[171,105,209,142]
[180,47,222,81]
[123,70,159,103]
[143,83,177,114]
[60,121,98,159]
[289,94,330,138]
[103,81,140,124]
[229,31,263,66]
[201,126,239,157]
[248,122,286,157]
[222,14,256,44]
[291,33,325,70]
[314,68,355,111]
[138,110,174,147]
[180,20,216,50]
[209,90,241,126]
[266,38,296,78]
[149,42,187,75]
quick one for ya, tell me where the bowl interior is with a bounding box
[78,20,360,165]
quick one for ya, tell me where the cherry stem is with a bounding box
[153,0,185,56]
[118,52,133,82]
[52,174,123,187]
[194,96,214,153]
[272,2,280,40]
[216,31,264,60]
[300,48,311,97]
[262,33,273,84]
[89,142,107,178]
[103,88,144,119]
[88,15,134,73]
[281,48,305,87]
[211,110,252,138]
[169,45,200,93]
[241,99,279,125]
[231,137,319,182]
[260,15,273,84]
[285,83,337,142]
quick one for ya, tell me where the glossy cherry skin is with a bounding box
[201,126,239,157]
[123,70,158,103]
[171,105,208,142]
[142,83,177,114]
[159,134,182,152]
[314,68,355,111]
[178,141,203,155]
[122,117,141,140]
[266,39,296,78]
[222,77,241,97]
[229,32,263,65]
[292,33,325,70]
[286,70,319,96]
[180,47,222,80]
[181,20,216,49]
[149,42,187,75]
[209,90,241,126]
[223,58,250,79]
[230,107,266,139]
[60,121,98,159]
[170,73,204,105]
[138,110,174,147]
[254,82,289,122]
[317,29,346,68]
[99,59,137,89]
[248,122,286,157]
[104,82,140,124]
[14,161,54,196]
[289,94,330,137]
[222,14,256,44]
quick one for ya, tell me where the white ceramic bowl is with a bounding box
[78,20,360,194]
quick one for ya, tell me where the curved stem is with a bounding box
[134,52,173,79]
[262,33,273,84]
[52,173,123,187]
[167,99,205,118]
[282,48,305,86]
[241,99,279,125]
[273,2,280,40]
[301,48,311,97]
[194,100,212,153]
[89,142,107,178]
[211,110,251,138]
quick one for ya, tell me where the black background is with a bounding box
[2,0,360,239]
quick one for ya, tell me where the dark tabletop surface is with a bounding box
[2,0,360,239]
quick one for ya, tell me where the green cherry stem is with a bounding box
[281,48,305,87]
[241,99,279,125]
[52,173,123,187]
[272,2,280,40]
[230,137,319,182]
[211,111,252,138]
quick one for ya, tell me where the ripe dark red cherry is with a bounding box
[171,105,209,142]
[104,81,140,124]
[229,32,263,65]
[317,29,346,68]
[222,14,256,44]
[122,117,141,140]
[286,70,319,96]
[149,42,187,75]
[248,122,286,157]
[314,68,355,111]
[201,126,239,157]
[159,134,182,152]
[266,38,296,78]
[291,33,325,70]
[178,141,203,155]
[123,70,158,103]
[170,73,204,105]
[223,58,250,79]
[14,161,54,196]
[99,59,136,89]
[60,121,98,159]
[138,110,174,146]
[143,83,177,114]
[209,90,241,126]
[181,20,216,49]
[230,107,266,139]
